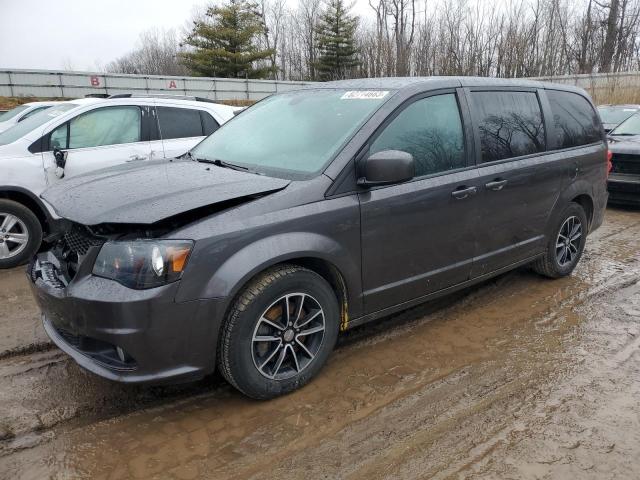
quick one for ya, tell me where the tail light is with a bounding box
[606,149,613,177]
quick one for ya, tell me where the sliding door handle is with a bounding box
[451,186,478,200]
[485,179,508,191]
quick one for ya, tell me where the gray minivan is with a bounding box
[29,77,608,399]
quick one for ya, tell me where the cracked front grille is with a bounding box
[63,228,104,256]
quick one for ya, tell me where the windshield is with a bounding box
[610,113,640,136]
[598,106,638,125]
[190,89,393,177]
[0,105,30,122]
[0,103,77,146]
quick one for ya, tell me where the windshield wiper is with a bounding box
[196,157,249,171]
[184,151,256,173]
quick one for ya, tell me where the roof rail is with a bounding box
[107,93,218,103]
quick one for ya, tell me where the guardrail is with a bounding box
[3,68,639,103]
[0,69,314,101]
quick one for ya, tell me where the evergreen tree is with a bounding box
[314,0,360,81]
[181,0,276,79]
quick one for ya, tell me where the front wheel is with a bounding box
[218,265,340,399]
[0,199,43,269]
[532,202,588,278]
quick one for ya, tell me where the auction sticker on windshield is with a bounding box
[341,91,389,100]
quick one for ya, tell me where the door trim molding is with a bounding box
[347,253,543,329]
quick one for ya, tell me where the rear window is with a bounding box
[157,107,203,140]
[471,91,545,163]
[547,91,601,148]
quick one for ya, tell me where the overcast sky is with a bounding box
[0,0,373,72]
[0,0,208,70]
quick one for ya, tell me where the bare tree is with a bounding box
[106,28,188,76]
[106,0,640,80]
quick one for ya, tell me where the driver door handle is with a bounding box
[127,154,147,162]
[451,186,478,200]
[485,179,508,191]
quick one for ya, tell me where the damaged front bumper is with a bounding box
[28,252,224,384]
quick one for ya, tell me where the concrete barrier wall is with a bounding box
[0,69,314,100]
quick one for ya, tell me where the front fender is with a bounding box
[176,231,363,317]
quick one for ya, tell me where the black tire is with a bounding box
[532,202,588,278]
[218,265,340,399]
[0,199,43,269]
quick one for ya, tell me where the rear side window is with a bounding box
[370,93,466,177]
[546,90,601,148]
[471,91,545,163]
[157,107,204,139]
[201,111,220,136]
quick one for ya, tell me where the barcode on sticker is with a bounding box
[341,91,389,100]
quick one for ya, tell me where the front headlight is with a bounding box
[92,240,194,289]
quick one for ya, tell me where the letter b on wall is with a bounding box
[90,75,100,87]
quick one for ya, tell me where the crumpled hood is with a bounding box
[41,159,290,225]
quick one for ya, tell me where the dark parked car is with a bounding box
[607,113,640,205]
[29,77,608,399]
[597,104,640,132]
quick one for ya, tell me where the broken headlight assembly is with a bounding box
[92,240,194,289]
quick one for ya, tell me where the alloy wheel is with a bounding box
[0,213,29,260]
[251,293,326,380]
[556,215,582,267]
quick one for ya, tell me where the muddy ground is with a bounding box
[0,207,639,480]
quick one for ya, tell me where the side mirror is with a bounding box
[53,147,68,169]
[53,147,68,179]
[357,150,415,186]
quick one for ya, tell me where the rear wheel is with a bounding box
[532,202,588,278]
[0,200,42,269]
[218,265,340,399]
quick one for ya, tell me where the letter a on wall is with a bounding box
[90,75,100,87]
[168,80,177,89]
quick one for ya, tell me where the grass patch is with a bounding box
[0,96,255,110]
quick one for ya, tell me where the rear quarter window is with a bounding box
[546,90,601,148]
[200,111,220,136]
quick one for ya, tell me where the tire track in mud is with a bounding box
[0,207,638,479]
[0,342,56,362]
[242,269,640,480]
[457,278,640,480]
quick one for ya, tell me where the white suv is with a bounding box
[0,101,60,133]
[0,95,238,268]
